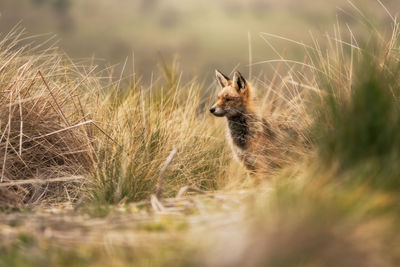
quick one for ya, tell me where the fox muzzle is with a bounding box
[209,107,226,117]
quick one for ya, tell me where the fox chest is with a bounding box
[226,124,256,170]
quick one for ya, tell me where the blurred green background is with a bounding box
[0,0,398,82]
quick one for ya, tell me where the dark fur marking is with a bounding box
[234,72,246,91]
[217,70,230,81]
[227,113,250,149]
[216,70,230,88]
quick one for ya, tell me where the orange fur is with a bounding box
[211,70,301,175]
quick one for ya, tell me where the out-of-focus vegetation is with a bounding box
[0,0,399,81]
[314,47,400,190]
[1,1,400,267]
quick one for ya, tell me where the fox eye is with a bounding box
[225,97,234,102]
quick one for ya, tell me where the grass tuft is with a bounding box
[89,64,230,204]
[312,32,400,189]
[0,29,96,206]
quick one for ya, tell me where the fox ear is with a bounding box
[232,71,247,93]
[215,70,230,88]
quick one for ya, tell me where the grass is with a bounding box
[89,67,231,204]
[307,26,400,190]
[1,4,400,267]
[0,28,96,206]
[0,30,237,207]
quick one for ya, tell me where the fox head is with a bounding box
[210,70,251,118]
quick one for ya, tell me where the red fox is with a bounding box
[210,70,300,174]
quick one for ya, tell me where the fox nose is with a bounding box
[209,107,216,114]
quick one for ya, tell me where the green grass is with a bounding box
[311,37,400,190]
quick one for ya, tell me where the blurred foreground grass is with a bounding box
[1,4,400,267]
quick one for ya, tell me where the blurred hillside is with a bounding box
[0,0,399,82]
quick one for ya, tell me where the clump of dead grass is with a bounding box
[0,29,97,207]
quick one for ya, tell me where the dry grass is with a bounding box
[2,4,400,267]
[88,65,232,204]
[0,29,97,206]
[0,24,312,208]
